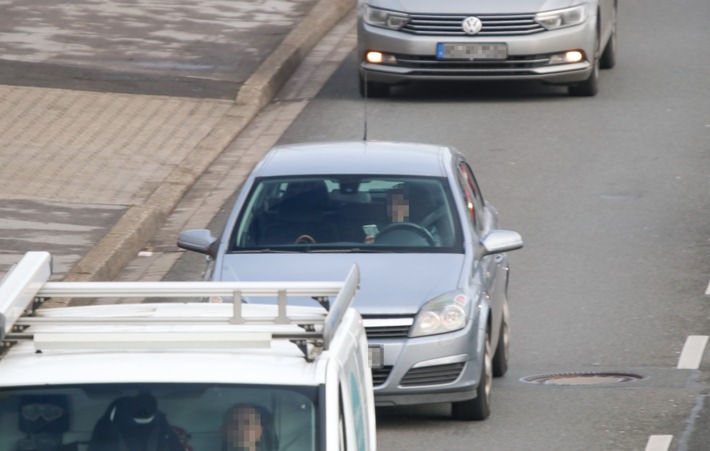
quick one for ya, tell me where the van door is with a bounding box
[326,310,376,450]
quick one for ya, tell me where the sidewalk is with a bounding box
[0,0,354,280]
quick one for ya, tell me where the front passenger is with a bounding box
[87,394,184,451]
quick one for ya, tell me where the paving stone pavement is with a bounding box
[0,0,354,281]
[0,0,318,99]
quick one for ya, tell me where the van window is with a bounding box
[0,383,318,451]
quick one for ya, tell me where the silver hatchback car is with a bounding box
[178,141,523,420]
[358,0,617,97]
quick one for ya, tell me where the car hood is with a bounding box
[216,253,465,315]
[367,0,578,14]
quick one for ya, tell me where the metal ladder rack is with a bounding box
[0,252,359,360]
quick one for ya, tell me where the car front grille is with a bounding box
[395,53,549,70]
[372,366,393,386]
[400,362,466,387]
[363,317,412,339]
[365,324,411,339]
[402,13,545,36]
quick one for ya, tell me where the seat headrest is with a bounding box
[407,183,437,222]
[111,394,158,425]
[278,191,327,222]
[283,181,328,201]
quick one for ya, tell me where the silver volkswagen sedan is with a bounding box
[178,141,523,420]
[357,0,617,97]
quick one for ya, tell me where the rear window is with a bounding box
[0,383,318,451]
[230,175,463,253]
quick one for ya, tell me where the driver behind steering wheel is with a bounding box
[387,187,410,224]
[365,185,440,245]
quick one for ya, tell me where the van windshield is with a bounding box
[0,383,318,451]
[230,175,463,253]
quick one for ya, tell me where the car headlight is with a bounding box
[535,4,588,30]
[363,5,409,30]
[410,292,470,338]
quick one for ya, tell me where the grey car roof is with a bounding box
[253,141,457,178]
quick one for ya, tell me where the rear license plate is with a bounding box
[436,42,507,60]
[368,345,383,369]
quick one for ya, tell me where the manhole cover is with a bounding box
[521,372,643,386]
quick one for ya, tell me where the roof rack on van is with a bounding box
[0,252,360,361]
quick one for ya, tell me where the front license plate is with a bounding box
[436,42,507,60]
[368,345,383,369]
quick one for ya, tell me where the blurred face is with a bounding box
[223,405,263,450]
[387,191,409,223]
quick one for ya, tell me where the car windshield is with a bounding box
[0,383,318,451]
[230,175,462,253]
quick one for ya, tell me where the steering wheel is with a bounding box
[295,234,316,244]
[375,222,435,246]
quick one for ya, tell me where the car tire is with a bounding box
[452,333,492,421]
[599,7,617,69]
[492,303,510,377]
[359,75,390,98]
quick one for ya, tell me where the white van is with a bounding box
[0,251,376,451]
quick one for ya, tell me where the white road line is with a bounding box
[677,335,709,369]
[645,435,673,451]
[706,279,710,295]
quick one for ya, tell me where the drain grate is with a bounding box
[521,372,643,386]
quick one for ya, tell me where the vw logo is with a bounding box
[462,16,482,35]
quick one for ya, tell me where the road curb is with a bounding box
[64,0,356,284]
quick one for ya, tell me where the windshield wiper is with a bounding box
[233,247,415,254]
[308,247,401,253]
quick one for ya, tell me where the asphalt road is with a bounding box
[133,0,710,449]
[279,3,710,449]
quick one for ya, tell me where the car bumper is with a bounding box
[358,20,596,86]
[368,319,485,406]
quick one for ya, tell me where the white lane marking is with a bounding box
[677,335,709,369]
[645,435,673,451]
[706,279,710,295]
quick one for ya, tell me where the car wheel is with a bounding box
[452,332,492,421]
[492,302,510,377]
[569,33,600,97]
[599,7,617,69]
[359,75,390,98]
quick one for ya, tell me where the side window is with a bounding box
[232,181,284,248]
[338,378,367,451]
[349,373,366,451]
[457,162,484,234]
[339,386,348,451]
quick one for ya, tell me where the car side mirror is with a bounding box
[177,229,219,259]
[479,230,523,257]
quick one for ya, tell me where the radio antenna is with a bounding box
[362,70,368,141]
